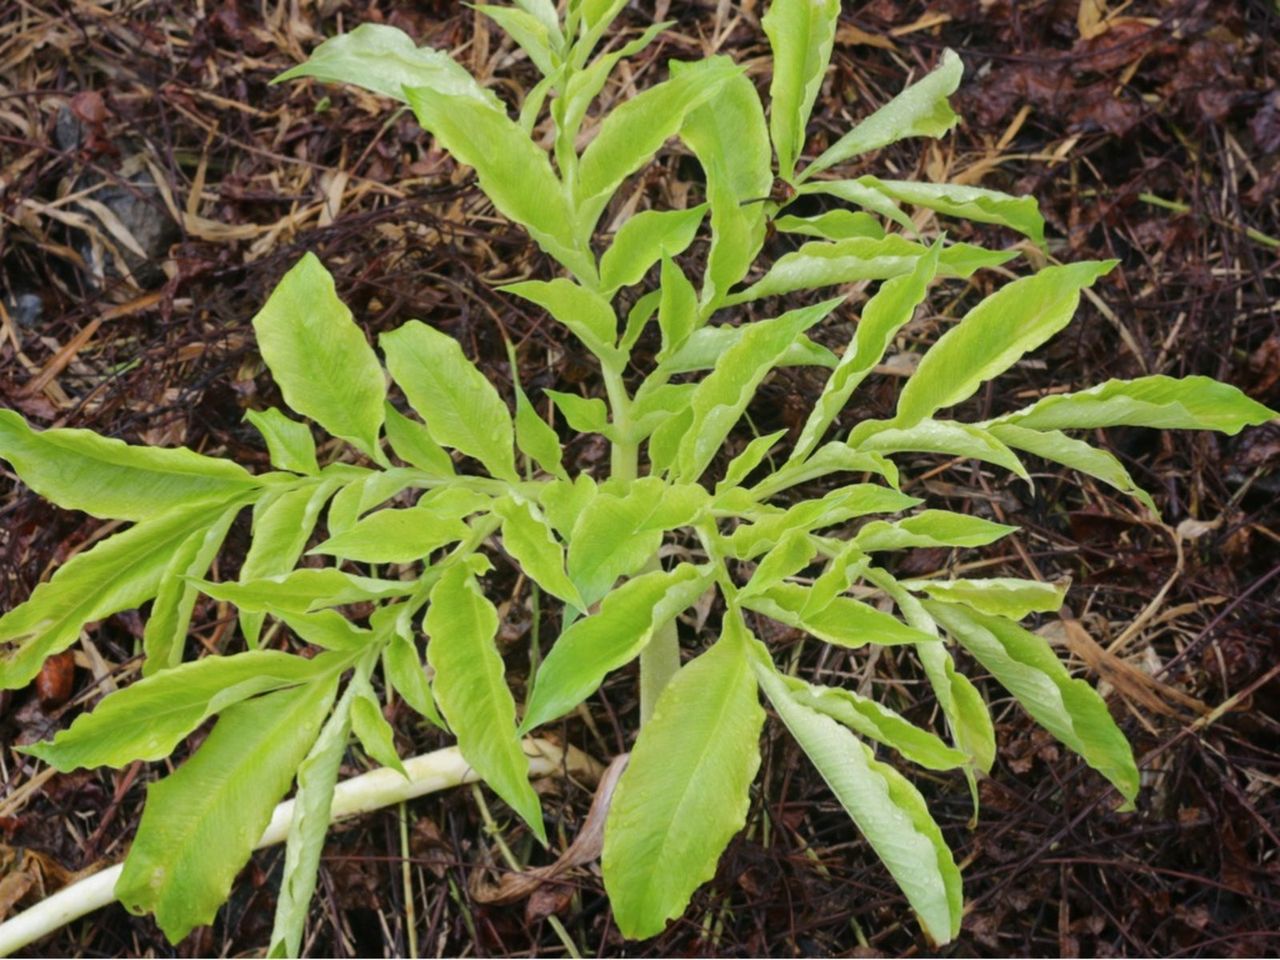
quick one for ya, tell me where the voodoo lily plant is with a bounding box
[2,0,1275,952]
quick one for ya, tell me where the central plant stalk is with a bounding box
[602,364,679,723]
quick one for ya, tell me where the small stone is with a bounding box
[1,292,42,328]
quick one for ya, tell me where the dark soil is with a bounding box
[1,0,1277,957]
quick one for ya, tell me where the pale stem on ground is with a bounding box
[0,739,601,958]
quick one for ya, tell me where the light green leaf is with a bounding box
[521,563,712,731]
[792,241,940,460]
[895,261,1118,427]
[600,205,706,293]
[856,510,1017,551]
[381,320,517,481]
[763,0,840,180]
[252,254,386,463]
[311,506,471,564]
[742,583,933,647]
[575,0,632,62]
[740,529,818,598]
[559,20,669,140]
[512,383,567,480]
[941,242,1024,277]
[749,442,900,498]
[567,477,702,605]
[512,0,563,46]
[239,478,342,649]
[402,87,589,278]
[803,540,869,616]
[797,177,914,230]
[275,23,498,105]
[942,658,996,773]
[867,567,996,773]
[925,602,1139,805]
[420,486,494,521]
[728,484,919,558]
[325,467,420,536]
[244,408,319,475]
[373,601,445,727]
[545,389,612,436]
[632,382,698,439]
[675,68,771,311]
[426,564,546,842]
[621,288,661,352]
[351,673,406,776]
[603,617,764,939]
[988,423,1157,513]
[382,628,446,729]
[775,210,885,240]
[269,683,354,959]
[780,674,968,771]
[804,49,962,178]
[856,419,1029,481]
[905,577,1067,619]
[142,504,241,671]
[538,473,597,540]
[521,74,557,133]
[726,236,1015,306]
[675,298,842,481]
[277,609,373,650]
[476,5,557,76]
[24,650,329,770]
[657,257,698,360]
[661,324,836,375]
[574,57,740,235]
[635,480,711,530]
[752,655,962,943]
[495,496,584,609]
[717,430,788,494]
[856,176,1046,246]
[644,408,691,474]
[384,404,455,477]
[0,499,246,690]
[500,279,619,364]
[195,569,416,615]
[988,375,1277,436]
[116,679,337,943]
[0,409,257,522]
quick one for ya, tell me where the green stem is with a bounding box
[638,601,679,725]
[602,364,635,481]
[601,364,680,723]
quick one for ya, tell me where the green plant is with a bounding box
[1,1,1274,952]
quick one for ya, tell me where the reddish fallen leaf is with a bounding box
[35,651,75,711]
[1247,334,1280,399]
[1250,91,1280,153]
[68,90,108,126]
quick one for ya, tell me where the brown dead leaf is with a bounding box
[834,23,896,51]
[1042,616,1207,719]
[0,870,33,921]
[1077,0,1108,41]
[410,816,452,879]
[1072,20,1161,73]
[0,847,80,921]
[470,754,627,907]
